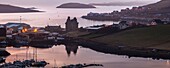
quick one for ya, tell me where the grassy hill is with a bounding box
[144,0,170,9]
[143,0,170,13]
[82,25,170,50]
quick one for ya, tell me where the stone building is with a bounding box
[45,25,63,32]
[65,16,79,32]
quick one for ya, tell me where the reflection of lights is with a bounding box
[167,60,170,65]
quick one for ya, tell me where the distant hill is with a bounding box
[143,0,170,13]
[0,4,41,13]
[89,1,147,6]
[144,0,170,9]
[57,3,96,8]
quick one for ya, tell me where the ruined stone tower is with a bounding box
[65,16,79,32]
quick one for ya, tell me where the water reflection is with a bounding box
[1,43,170,68]
[166,60,170,66]
[0,48,10,57]
[65,43,78,57]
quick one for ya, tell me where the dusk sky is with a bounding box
[0,0,160,7]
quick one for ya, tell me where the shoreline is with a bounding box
[81,16,120,21]
[64,37,170,60]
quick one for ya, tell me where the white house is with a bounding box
[118,21,129,29]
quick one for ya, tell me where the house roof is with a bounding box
[5,22,30,28]
[119,21,127,24]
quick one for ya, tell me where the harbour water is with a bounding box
[0,4,170,68]
[0,6,130,28]
[5,44,170,68]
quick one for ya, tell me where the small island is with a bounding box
[0,4,42,13]
[57,3,96,8]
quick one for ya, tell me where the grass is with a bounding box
[81,25,170,50]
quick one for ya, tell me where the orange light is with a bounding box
[22,29,25,33]
[24,28,28,32]
[21,28,28,33]
[33,28,38,32]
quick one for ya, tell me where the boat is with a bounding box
[30,61,49,67]
[29,48,49,67]
[13,60,26,67]
[22,59,35,67]
[61,63,103,68]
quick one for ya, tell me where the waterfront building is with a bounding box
[4,22,31,33]
[65,16,79,32]
[118,21,129,29]
[45,25,63,32]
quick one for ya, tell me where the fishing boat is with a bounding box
[30,60,49,67]
[61,63,103,68]
[13,60,26,67]
[29,48,49,67]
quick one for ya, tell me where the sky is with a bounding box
[0,0,160,8]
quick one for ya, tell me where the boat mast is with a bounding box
[54,59,57,68]
[20,16,22,23]
[16,54,18,61]
[26,47,29,60]
[35,48,37,62]
[47,18,50,26]
[33,48,34,60]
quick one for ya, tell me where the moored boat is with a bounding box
[30,61,49,67]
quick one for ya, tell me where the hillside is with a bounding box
[144,0,170,9]
[82,25,170,50]
[57,3,96,8]
[143,0,170,13]
[0,4,41,13]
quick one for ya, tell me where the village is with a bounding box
[82,6,170,23]
[0,16,106,68]
[0,15,170,68]
[0,15,170,47]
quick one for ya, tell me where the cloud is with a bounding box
[0,0,160,6]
